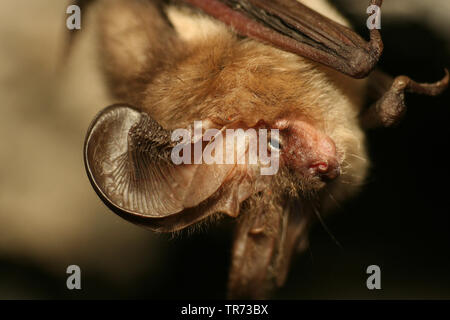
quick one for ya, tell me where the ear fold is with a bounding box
[84,104,248,232]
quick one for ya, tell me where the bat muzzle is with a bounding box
[278,119,341,182]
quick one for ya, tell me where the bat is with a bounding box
[76,0,448,298]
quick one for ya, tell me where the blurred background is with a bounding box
[0,0,449,299]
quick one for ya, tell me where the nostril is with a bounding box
[309,161,340,181]
[323,166,340,181]
[310,161,329,173]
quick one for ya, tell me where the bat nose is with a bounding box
[309,160,340,181]
[277,119,341,182]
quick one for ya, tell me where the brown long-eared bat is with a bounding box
[75,0,448,298]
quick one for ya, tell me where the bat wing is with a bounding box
[67,0,382,78]
[185,0,448,115]
[84,104,254,232]
[183,0,383,78]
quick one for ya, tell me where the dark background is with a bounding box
[0,0,449,299]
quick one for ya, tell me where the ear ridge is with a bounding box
[84,104,249,232]
[84,104,185,216]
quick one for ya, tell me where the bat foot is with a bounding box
[361,69,449,129]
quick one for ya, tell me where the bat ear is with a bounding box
[84,105,239,232]
[97,0,181,102]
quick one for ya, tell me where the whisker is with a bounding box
[345,153,368,162]
[338,179,364,186]
[325,187,341,209]
[337,177,369,186]
[312,204,343,250]
[341,172,366,180]
[340,163,352,171]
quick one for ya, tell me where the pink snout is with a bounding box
[275,119,340,181]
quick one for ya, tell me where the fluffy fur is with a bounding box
[97,0,369,210]
[94,0,371,297]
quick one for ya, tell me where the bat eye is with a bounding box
[268,136,283,151]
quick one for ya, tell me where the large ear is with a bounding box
[84,105,253,232]
[96,0,180,103]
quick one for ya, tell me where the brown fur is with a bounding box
[94,0,371,298]
[97,0,370,210]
